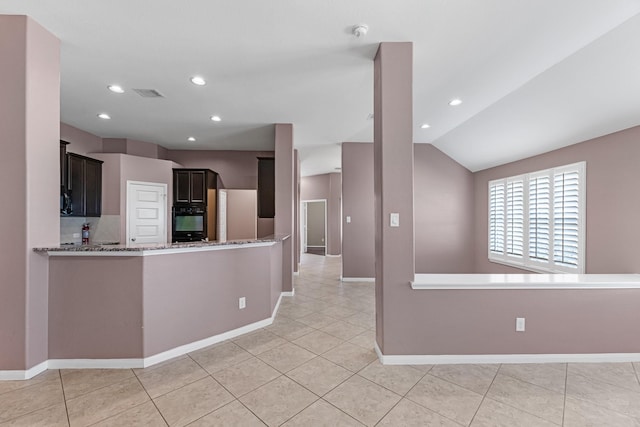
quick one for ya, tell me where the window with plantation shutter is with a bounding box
[488,162,585,273]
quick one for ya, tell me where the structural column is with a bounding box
[373,43,415,354]
[275,124,294,292]
[294,149,300,273]
[0,16,60,374]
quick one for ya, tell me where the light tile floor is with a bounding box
[2,254,640,426]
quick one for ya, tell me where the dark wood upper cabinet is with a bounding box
[172,169,217,205]
[174,170,192,203]
[60,141,69,188]
[66,153,103,217]
[84,159,102,217]
[257,157,275,218]
[190,171,206,203]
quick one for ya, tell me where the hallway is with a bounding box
[1,254,639,426]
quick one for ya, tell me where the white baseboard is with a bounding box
[0,360,48,380]
[375,342,640,365]
[293,271,300,276]
[341,277,375,282]
[49,359,143,370]
[282,290,295,296]
[0,291,289,380]
[326,254,341,258]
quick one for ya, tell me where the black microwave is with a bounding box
[172,206,207,242]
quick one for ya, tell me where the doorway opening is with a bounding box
[301,199,327,256]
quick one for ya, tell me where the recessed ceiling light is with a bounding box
[449,98,463,106]
[187,137,196,142]
[97,113,111,120]
[191,76,206,86]
[210,115,221,122]
[107,85,124,94]
[420,123,430,129]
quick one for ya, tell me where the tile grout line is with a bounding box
[58,370,72,427]
[130,368,170,426]
[476,367,566,426]
[631,362,640,388]
[565,370,640,422]
[467,363,501,426]
[561,363,568,426]
[185,354,266,425]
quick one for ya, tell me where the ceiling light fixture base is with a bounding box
[352,24,369,38]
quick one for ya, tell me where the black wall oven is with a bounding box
[172,206,207,242]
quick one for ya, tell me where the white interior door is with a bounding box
[126,181,167,245]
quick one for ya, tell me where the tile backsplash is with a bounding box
[60,215,120,244]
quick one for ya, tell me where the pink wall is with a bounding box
[341,143,375,278]
[48,257,143,358]
[300,173,342,256]
[414,145,475,273]
[384,287,640,355]
[274,124,294,292]
[373,42,415,355]
[474,125,640,274]
[143,247,274,356]
[0,16,59,370]
[341,143,475,278]
[48,243,283,359]
[166,150,274,189]
[61,122,103,155]
[294,150,300,270]
[226,190,258,240]
[102,138,165,159]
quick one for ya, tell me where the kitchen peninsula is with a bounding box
[35,236,289,369]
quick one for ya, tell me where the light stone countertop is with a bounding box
[35,234,290,257]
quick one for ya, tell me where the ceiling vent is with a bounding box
[132,88,164,98]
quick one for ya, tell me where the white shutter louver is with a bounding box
[553,170,581,268]
[529,175,550,261]
[506,180,524,257]
[489,182,505,254]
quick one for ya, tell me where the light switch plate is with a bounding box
[516,317,525,332]
[346,216,351,223]
[239,297,246,309]
[390,213,400,227]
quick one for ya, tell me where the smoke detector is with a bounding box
[352,24,369,38]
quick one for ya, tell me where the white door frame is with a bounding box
[126,180,168,245]
[301,199,327,255]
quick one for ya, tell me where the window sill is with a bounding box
[488,256,583,274]
[410,273,640,290]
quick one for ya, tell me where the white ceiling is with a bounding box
[1,1,639,175]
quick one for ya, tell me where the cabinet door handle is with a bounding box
[131,238,136,242]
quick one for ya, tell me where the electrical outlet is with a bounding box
[239,297,246,309]
[516,317,525,332]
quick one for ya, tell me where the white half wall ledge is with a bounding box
[375,342,640,365]
[341,277,375,282]
[411,273,640,290]
[0,291,292,380]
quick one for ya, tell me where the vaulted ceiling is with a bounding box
[2,1,639,175]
